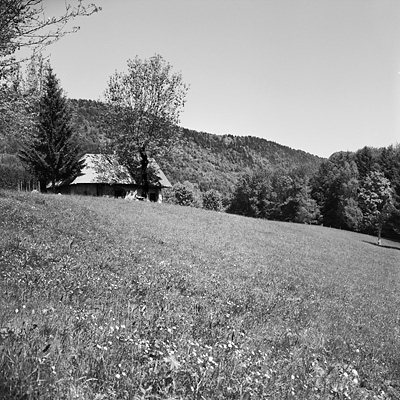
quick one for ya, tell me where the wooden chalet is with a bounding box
[52,153,172,202]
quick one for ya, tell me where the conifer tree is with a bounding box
[19,65,83,192]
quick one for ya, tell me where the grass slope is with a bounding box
[1,190,399,399]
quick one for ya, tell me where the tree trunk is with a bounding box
[139,146,149,199]
[39,179,47,193]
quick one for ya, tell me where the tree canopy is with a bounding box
[104,54,189,198]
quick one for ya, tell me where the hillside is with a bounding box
[68,99,324,195]
[1,190,400,399]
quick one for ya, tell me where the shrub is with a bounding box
[167,181,201,207]
[202,189,223,211]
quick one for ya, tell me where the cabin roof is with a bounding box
[56,153,172,188]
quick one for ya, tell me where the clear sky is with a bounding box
[34,0,400,158]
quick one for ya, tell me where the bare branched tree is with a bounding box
[0,0,101,77]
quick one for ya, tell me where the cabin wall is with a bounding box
[57,183,163,202]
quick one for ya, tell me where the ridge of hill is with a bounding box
[69,99,324,195]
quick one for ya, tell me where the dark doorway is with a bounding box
[114,189,126,198]
[149,192,157,202]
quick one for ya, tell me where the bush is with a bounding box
[202,189,223,211]
[167,181,201,207]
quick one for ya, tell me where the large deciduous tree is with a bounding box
[104,54,189,199]
[0,0,100,78]
[18,65,83,192]
[358,171,394,245]
[227,169,273,219]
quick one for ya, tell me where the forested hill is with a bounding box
[158,129,323,195]
[69,99,323,195]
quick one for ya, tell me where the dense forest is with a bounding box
[226,146,400,241]
[1,98,399,241]
[66,99,323,196]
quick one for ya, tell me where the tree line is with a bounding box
[224,145,400,243]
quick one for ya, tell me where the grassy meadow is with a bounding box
[1,190,400,399]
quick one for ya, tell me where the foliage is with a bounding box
[165,181,201,207]
[31,99,323,198]
[202,189,223,211]
[310,147,400,240]
[68,98,111,153]
[311,153,359,230]
[227,167,320,224]
[294,186,320,224]
[1,191,400,399]
[0,153,33,189]
[103,54,188,198]
[0,0,100,78]
[339,197,363,232]
[18,65,83,191]
[0,54,45,153]
[159,130,323,197]
[358,171,394,244]
[227,168,273,218]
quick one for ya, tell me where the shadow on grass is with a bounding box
[362,240,400,251]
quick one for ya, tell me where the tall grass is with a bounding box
[1,190,399,399]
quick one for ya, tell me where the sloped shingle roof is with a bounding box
[61,153,172,188]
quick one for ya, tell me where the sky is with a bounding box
[28,0,400,158]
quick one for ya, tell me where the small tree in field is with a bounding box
[358,171,394,245]
[19,65,83,192]
[104,54,188,199]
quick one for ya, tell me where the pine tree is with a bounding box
[19,65,83,192]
